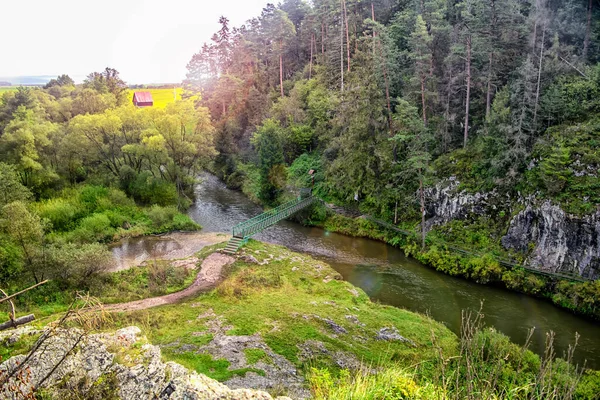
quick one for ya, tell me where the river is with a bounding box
[113,173,600,369]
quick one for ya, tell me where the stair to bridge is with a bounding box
[223,236,244,254]
[223,193,316,254]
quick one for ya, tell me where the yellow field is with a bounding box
[0,87,18,94]
[128,88,183,108]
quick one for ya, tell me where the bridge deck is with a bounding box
[223,195,316,254]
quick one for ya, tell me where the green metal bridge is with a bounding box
[223,191,316,254]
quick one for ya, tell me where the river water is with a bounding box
[113,173,600,368]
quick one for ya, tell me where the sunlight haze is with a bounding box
[2,0,271,84]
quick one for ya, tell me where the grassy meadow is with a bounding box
[127,87,183,108]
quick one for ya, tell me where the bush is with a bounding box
[35,197,83,231]
[48,242,112,289]
[147,260,192,294]
[71,213,114,242]
[129,172,178,206]
[78,185,110,212]
[146,205,178,229]
[0,235,22,281]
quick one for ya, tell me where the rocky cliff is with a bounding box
[502,202,600,280]
[424,179,600,280]
[0,326,292,400]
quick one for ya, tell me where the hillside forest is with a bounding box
[0,0,599,317]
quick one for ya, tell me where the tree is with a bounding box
[254,119,287,205]
[391,99,431,249]
[0,163,32,207]
[0,87,37,134]
[264,10,296,97]
[0,107,56,188]
[409,15,432,126]
[0,201,46,283]
[83,67,128,104]
[44,74,75,89]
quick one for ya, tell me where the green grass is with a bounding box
[161,350,265,381]
[127,88,183,108]
[244,348,270,364]
[105,240,456,381]
[98,259,198,304]
[0,332,41,361]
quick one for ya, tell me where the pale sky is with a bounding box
[1,0,272,84]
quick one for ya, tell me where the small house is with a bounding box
[132,91,153,107]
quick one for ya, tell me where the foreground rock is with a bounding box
[0,326,292,400]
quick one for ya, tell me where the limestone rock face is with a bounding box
[0,326,292,400]
[502,202,600,279]
[423,179,498,232]
[423,178,600,279]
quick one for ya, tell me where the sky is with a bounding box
[1,0,271,84]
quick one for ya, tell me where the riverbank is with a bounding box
[292,202,600,322]
[3,241,598,398]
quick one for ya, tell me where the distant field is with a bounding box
[128,88,183,108]
[0,87,18,94]
[1,87,184,108]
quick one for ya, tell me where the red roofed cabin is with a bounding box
[133,91,153,107]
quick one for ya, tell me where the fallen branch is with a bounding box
[0,280,48,304]
[0,314,35,331]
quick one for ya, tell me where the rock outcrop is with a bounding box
[423,178,500,232]
[423,178,600,279]
[502,202,600,279]
[0,326,292,400]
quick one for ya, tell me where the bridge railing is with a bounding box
[232,196,315,238]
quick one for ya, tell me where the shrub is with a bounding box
[78,185,110,212]
[146,205,178,229]
[467,254,503,284]
[71,213,114,242]
[49,242,112,288]
[129,172,178,206]
[35,197,83,231]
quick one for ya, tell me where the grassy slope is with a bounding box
[107,240,456,381]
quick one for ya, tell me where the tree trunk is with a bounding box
[486,52,494,120]
[321,22,325,54]
[533,26,545,130]
[583,0,592,60]
[280,50,284,98]
[0,314,35,331]
[340,0,344,92]
[343,0,350,72]
[309,33,314,79]
[421,75,427,126]
[383,63,391,127]
[463,34,472,149]
[419,175,426,249]
[371,2,376,35]
[394,200,398,224]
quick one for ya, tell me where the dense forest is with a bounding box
[185,0,598,205]
[181,0,600,315]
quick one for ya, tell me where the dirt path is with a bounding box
[106,252,235,312]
